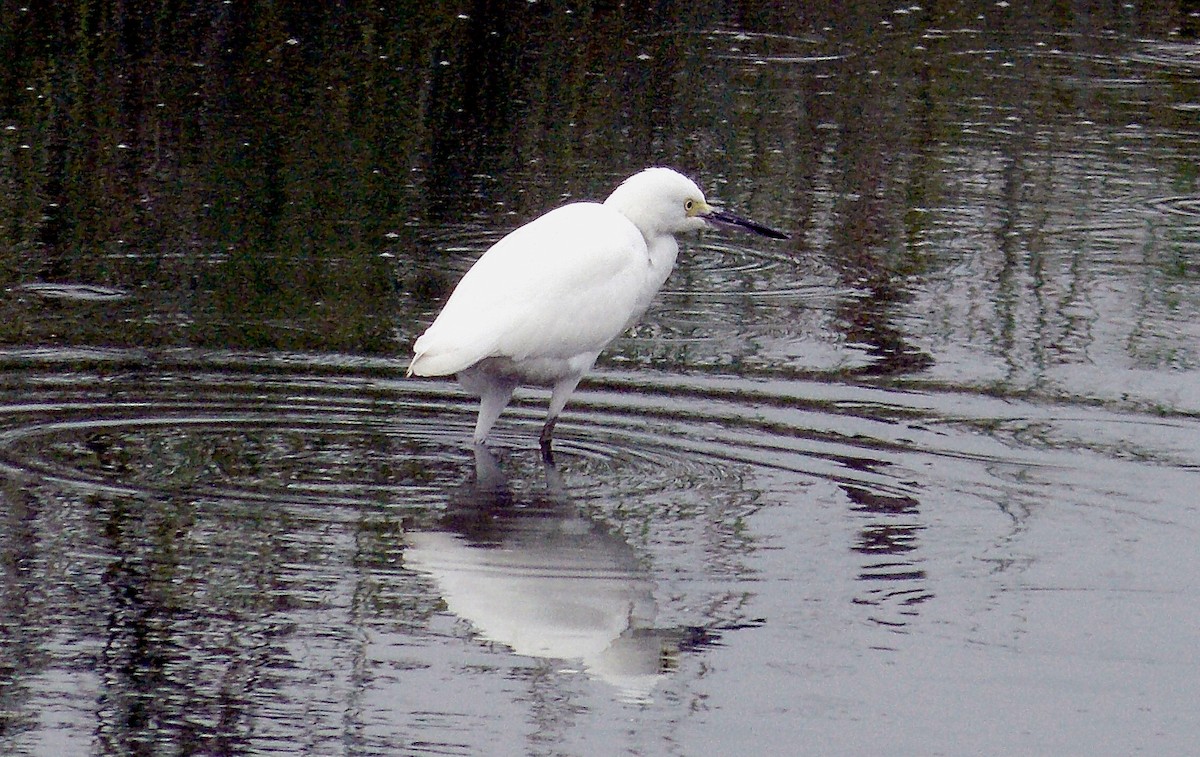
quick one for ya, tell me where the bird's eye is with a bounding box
[685,199,695,212]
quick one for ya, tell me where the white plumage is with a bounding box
[408,167,786,460]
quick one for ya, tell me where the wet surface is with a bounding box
[1,348,1196,754]
[2,2,1200,755]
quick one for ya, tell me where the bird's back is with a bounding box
[409,202,652,379]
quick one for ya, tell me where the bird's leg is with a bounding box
[471,377,517,445]
[539,418,557,464]
[540,374,583,464]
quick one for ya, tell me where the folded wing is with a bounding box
[408,203,650,377]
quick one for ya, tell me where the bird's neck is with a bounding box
[627,235,678,327]
[645,235,679,279]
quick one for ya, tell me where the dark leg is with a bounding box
[539,417,557,464]
[540,373,583,465]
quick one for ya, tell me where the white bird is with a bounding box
[407,167,787,461]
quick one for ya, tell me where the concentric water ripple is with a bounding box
[0,352,757,519]
[0,357,446,512]
[0,349,957,640]
[1148,194,1200,222]
[7,349,1189,510]
[664,238,834,303]
[4,348,1197,651]
[3,345,1199,753]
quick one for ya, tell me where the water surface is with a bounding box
[1,2,1199,755]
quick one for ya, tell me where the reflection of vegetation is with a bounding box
[1,2,794,355]
[0,2,1195,386]
[1,3,454,352]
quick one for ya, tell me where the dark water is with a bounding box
[2,2,1199,755]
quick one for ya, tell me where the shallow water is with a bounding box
[1,349,1196,754]
[2,2,1200,755]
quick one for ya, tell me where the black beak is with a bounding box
[706,208,789,240]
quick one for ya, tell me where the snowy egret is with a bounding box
[408,167,787,460]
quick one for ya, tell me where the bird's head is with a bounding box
[604,167,788,241]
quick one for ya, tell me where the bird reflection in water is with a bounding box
[404,447,718,701]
